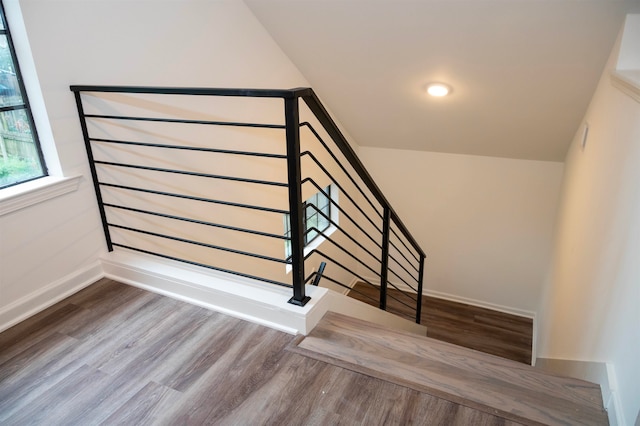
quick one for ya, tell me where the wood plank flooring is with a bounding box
[1,278,526,425]
[348,282,533,364]
[292,311,607,426]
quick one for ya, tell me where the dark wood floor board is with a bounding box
[62,277,141,309]
[66,289,170,342]
[151,313,248,391]
[0,278,577,425]
[91,300,209,374]
[0,359,84,422]
[1,363,111,426]
[293,312,606,426]
[0,303,85,365]
[61,288,161,341]
[101,380,182,426]
[0,331,77,383]
[164,324,295,424]
[349,282,533,363]
[215,355,347,426]
[58,306,227,425]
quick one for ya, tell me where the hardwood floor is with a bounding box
[292,312,607,426]
[0,278,525,425]
[348,282,533,364]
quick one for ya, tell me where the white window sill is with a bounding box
[0,175,82,216]
[286,224,338,275]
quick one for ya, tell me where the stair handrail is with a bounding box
[71,85,426,322]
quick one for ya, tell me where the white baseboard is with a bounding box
[357,274,535,319]
[423,288,536,319]
[0,261,104,333]
[101,250,329,335]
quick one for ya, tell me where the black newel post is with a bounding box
[379,206,391,310]
[416,254,425,323]
[285,96,310,306]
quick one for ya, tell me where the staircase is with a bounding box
[290,311,607,426]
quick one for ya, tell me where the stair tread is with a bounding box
[290,311,607,426]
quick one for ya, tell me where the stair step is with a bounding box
[290,311,607,426]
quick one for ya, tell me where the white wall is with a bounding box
[0,0,319,330]
[537,18,640,425]
[359,147,564,315]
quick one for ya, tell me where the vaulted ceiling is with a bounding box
[245,0,640,161]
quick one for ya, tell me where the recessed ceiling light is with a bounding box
[426,83,451,97]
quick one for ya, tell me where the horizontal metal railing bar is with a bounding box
[94,161,288,187]
[300,122,383,219]
[386,278,419,303]
[301,151,382,234]
[303,204,382,263]
[388,267,419,293]
[72,85,426,315]
[304,249,378,292]
[388,252,420,282]
[389,229,420,272]
[390,226,421,264]
[300,90,425,257]
[303,178,382,250]
[71,85,312,99]
[351,277,417,313]
[109,223,289,264]
[385,288,419,312]
[99,182,289,214]
[112,243,291,288]
[389,241,419,272]
[103,203,288,240]
[304,271,317,284]
[71,85,424,256]
[304,226,382,278]
[90,138,288,159]
[83,113,285,130]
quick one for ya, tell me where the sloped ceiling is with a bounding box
[245,0,640,161]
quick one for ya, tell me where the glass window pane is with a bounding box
[306,228,318,243]
[283,213,291,237]
[306,204,317,221]
[0,108,44,188]
[318,214,329,231]
[306,214,319,230]
[0,35,24,107]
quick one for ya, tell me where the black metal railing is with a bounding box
[71,85,426,323]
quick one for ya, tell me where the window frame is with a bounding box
[0,0,47,189]
[284,184,334,259]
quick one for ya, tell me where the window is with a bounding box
[0,1,46,189]
[284,185,333,258]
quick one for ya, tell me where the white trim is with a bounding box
[101,250,329,335]
[360,274,536,320]
[0,175,82,216]
[611,70,640,103]
[424,287,535,319]
[0,261,103,333]
[606,363,625,426]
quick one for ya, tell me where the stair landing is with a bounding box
[290,311,607,426]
